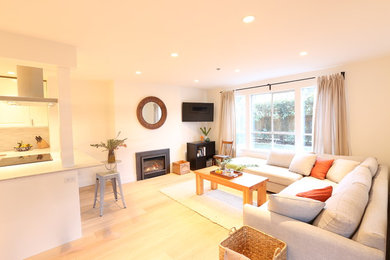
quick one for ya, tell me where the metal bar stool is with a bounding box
[93,171,126,216]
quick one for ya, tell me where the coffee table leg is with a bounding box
[196,175,204,195]
[243,189,253,205]
[257,182,267,206]
[211,181,218,190]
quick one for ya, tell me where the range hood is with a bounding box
[0,65,58,105]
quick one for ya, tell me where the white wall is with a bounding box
[71,79,115,186]
[113,82,209,183]
[208,54,390,167]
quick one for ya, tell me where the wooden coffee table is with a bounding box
[193,166,268,206]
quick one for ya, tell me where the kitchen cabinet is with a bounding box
[0,103,48,127]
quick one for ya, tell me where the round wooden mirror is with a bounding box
[136,96,167,129]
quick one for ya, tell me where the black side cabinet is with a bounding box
[186,141,215,170]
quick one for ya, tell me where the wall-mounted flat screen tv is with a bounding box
[182,102,214,122]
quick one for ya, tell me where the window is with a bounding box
[251,91,295,151]
[235,84,316,153]
[302,87,316,151]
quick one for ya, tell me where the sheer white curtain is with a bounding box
[219,91,236,156]
[313,73,350,155]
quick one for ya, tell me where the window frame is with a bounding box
[235,81,316,156]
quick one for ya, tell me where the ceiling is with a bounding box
[0,0,390,88]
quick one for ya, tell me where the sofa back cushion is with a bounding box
[352,165,388,252]
[313,182,369,238]
[334,166,372,194]
[360,157,379,177]
[289,154,317,176]
[268,194,325,222]
[326,159,360,183]
[266,150,295,168]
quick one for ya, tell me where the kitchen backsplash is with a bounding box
[0,127,50,152]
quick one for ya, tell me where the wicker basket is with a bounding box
[219,226,287,260]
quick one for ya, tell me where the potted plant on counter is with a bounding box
[90,132,127,163]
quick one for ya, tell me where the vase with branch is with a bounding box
[200,127,211,142]
[90,132,127,163]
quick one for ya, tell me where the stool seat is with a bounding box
[93,171,126,216]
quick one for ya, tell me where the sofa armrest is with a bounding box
[243,205,385,260]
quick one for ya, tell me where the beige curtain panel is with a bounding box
[313,73,350,155]
[219,90,236,157]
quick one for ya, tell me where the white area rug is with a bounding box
[160,179,246,230]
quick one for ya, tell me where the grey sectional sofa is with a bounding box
[229,151,388,260]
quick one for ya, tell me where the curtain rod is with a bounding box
[220,71,345,93]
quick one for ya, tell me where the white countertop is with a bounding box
[0,149,103,181]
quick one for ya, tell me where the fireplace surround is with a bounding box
[135,148,170,180]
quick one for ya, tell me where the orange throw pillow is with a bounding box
[310,158,334,180]
[296,186,333,202]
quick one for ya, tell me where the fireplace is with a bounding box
[135,148,170,180]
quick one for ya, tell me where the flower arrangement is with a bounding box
[200,127,211,142]
[91,132,127,163]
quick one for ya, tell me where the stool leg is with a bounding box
[111,178,118,201]
[93,177,99,208]
[116,174,127,208]
[100,179,106,217]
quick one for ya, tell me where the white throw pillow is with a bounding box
[268,194,325,222]
[360,157,378,177]
[326,159,360,183]
[313,182,369,238]
[266,150,295,168]
[289,154,317,176]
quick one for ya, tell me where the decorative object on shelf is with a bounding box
[35,136,50,149]
[200,126,211,142]
[14,141,32,152]
[90,132,127,164]
[215,157,232,170]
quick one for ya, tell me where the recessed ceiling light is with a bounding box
[171,53,179,57]
[194,80,199,83]
[243,16,255,23]
[300,51,308,56]
[7,71,15,75]
[135,71,142,75]
[235,69,240,73]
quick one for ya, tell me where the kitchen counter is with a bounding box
[0,149,102,181]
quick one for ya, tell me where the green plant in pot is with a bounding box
[91,132,127,163]
[215,158,232,171]
[200,127,211,142]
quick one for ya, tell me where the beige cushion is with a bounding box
[326,159,360,183]
[268,194,325,222]
[313,182,369,238]
[335,166,372,194]
[289,154,317,176]
[266,150,295,168]
[360,157,378,177]
[245,164,303,186]
[352,166,388,252]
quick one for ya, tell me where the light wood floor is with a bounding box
[28,173,230,260]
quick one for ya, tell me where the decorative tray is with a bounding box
[210,170,243,179]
